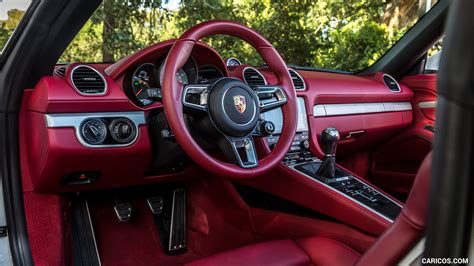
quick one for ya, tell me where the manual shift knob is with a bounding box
[320,128,340,156]
[316,128,340,179]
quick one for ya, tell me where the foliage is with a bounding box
[1,1,427,72]
[0,9,25,52]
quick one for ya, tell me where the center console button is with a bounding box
[300,140,310,149]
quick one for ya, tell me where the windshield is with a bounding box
[58,0,438,72]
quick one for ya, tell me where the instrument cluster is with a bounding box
[124,55,224,106]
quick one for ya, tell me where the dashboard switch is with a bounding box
[109,118,137,144]
[80,118,107,145]
[259,121,275,136]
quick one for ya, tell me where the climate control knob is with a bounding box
[109,118,136,144]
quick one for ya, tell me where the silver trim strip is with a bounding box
[288,68,306,91]
[45,111,146,148]
[418,100,437,109]
[242,67,267,86]
[398,237,425,265]
[85,199,102,266]
[182,85,208,111]
[287,162,402,223]
[70,65,108,96]
[313,102,412,117]
[230,138,258,168]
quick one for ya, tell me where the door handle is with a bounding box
[345,130,366,139]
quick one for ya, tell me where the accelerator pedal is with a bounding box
[150,188,187,255]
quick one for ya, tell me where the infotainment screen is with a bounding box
[260,97,308,134]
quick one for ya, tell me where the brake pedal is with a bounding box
[114,202,132,222]
[147,196,163,215]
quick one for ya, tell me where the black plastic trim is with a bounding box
[233,182,339,222]
[71,195,100,266]
[424,0,473,259]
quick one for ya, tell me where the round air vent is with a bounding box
[382,74,401,92]
[288,69,306,90]
[71,65,107,95]
[243,67,267,88]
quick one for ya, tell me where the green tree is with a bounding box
[58,0,427,72]
[0,9,26,52]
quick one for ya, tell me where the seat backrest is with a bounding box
[356,152,432,265]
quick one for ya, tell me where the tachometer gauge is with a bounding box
[131,63,157,105]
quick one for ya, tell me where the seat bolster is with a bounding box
[185,239,310,266]
[296,237,360,266]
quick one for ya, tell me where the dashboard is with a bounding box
[20,39,415,193]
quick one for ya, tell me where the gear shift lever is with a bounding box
[316,128,340,179]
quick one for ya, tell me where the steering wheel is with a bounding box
[162,20,298,179]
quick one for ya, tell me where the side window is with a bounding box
[425,37,443,73]
[0,0,32,55]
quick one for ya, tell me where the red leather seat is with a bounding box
[186,237,360,266]
[187,153,432,266]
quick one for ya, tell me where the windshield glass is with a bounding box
[59,0,439,72]
[0,0,31,55]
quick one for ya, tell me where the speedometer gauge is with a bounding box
[132,63,157,105]
[159,56,198,87]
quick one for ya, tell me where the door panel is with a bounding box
[370,74,436,197]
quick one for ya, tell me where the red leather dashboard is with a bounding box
[20,39,415,191]
[20,39,414,235]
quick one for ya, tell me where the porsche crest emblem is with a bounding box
[233,95,247,113]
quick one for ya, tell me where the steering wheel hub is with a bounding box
[208,78,259,137]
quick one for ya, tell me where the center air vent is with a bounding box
[382,74,401,92]
[289,69,306,90]
[243,67,267,88]
[71,65,107,95]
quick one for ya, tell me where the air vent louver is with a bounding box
[243,67,266,87]
[382,74,401,92]
[289,69,306,90]
[54,66,67,78]
[71,66,107,95]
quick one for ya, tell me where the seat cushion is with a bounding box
[186,237,360,266]
[296,237,360,266]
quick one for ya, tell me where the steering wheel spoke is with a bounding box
[182,84,209,114]
[218,136,259,169]
[256,86,288,113]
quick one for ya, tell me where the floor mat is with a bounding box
[87,182,265,266]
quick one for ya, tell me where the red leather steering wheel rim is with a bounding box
[162,20,298,179]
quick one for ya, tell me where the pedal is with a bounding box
[168,188,186,254]
[147,196,163,215]
[114,202,132,222]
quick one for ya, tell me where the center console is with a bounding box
[263,98,402,222]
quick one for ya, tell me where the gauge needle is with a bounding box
[135,89,143,96]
